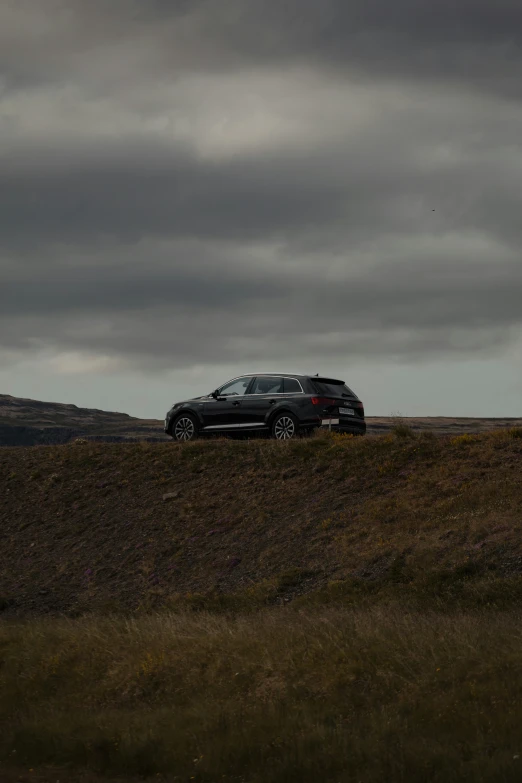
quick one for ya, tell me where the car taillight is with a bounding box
[311,397,336,406]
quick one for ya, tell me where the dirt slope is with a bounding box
[1,429,522,616]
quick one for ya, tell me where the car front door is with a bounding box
[242,376,284,427]
[201,376,254,431]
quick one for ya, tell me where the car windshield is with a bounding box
[311,379,355,398]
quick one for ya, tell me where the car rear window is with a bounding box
[283,378,302,393]
[310,378,356,398]
[252,376,284,394]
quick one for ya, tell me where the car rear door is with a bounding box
[243,376,285,427]
[201,376,254,431]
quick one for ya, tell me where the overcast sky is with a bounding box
[1,0,522,418]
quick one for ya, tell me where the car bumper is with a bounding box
[320,419,366,435]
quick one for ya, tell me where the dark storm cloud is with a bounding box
[178,0,522,98]
[0,264,284,316]
[1,0,522,372]
[0,138,354,245]
[2,0,522,98]
[2,1,522,93]
[2,243,521,350]
[2,258,520,369]
[2,130,522,251]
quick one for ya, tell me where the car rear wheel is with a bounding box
[171,413,199,442]
[271,412,298,440]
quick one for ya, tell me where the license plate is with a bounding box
[339,407,355,416]
[321,418,339,425]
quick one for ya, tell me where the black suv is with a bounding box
[164,373,365,441]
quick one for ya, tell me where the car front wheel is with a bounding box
[271,412,299,440]
[171,413,199,442]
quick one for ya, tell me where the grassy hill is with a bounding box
[2,428,522,783]
[2,427,522,616]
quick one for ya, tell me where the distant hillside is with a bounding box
[367,415,522,434]
[0,394,169,446]
[1,393,521,445]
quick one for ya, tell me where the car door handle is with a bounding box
[232,401,241,406]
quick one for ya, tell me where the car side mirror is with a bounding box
[211,390,219,399]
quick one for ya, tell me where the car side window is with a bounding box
[283,378,302,393]
[252,377,284,395]
[218,376,253,397]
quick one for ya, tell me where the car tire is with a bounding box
[271,411,299,440]
[171,412,199,442]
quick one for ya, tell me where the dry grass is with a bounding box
[1,428,522,616]
[2,430,522,780]
[2,608,522,781]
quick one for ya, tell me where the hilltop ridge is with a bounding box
[1,393,521,446]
